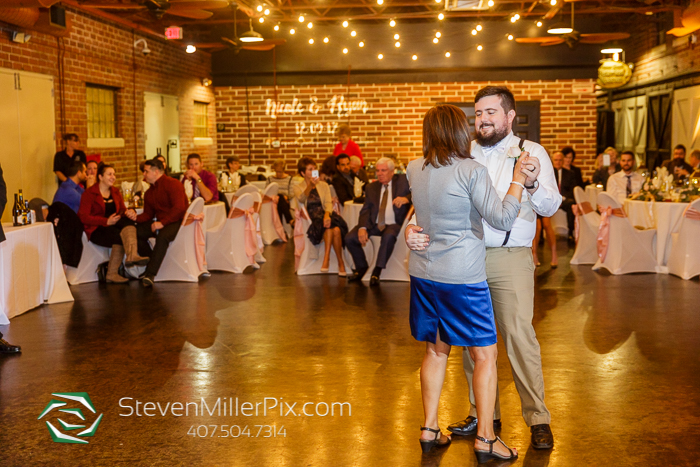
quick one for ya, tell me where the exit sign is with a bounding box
[165,26,183,40]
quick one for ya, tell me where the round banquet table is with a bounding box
[623,199,689,272]
[342,200,363,231]
[585,185,603,210]
[0,222,74,324]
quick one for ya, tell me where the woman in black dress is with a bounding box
[293,157,348,275]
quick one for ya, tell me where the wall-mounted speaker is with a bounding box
[49,5,66,28]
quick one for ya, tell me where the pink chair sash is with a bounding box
[183,212,206,271]
[293,208,310,271]
[230,207,258,263]
[263,195,288,242]
[572,202,594,243]
[596,206,627,261]
[683,206,700,220]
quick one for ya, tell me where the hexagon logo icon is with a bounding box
[37,392,104,444]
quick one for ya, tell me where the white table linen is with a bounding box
[623,199,689,272]
[585,185,603,210]
[342,201,363,231]
[0,222,74,324]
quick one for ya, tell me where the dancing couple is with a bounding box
[406,87,561,461]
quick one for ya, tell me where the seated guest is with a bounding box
[561,146,585,187]
[293,157,348,275]
[333,123,364,166]
[591,147,621,189]
[552,151,577,242]
[220,156,247,189]
[125,158,188,287]
[674,161,695,182]
[78,163,149,283]
[662,144,686,172]
[346,157,412,285]
[154,154,172,177]
[606,151,644,204]
[350,155,369,185]
[85,160,98,189]
[320,155,338,182]
[0,331,20,354]
[182,153,218,203]
[133,161,149,198]
[332,154,364,205]
[689,149,700,176]
[53,161,86,213]
[266,159,294,225]
[53,133,87,186]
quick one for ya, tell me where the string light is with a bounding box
[309,38,314,44]
[307,22,313,28]
[378,0,384,4]
[395,41,401,47]
[274,24,279,31]
[536,21,543,27]
[342,20,349,27]
[507,34,514,40]
[323,37,329,43]
[264,8,270,15]
[510,16,517,23]
[433,38,439,43]
[514,14,520,19]
[351,30,357,37]
[488,0,494,6]
[256,5,263,12]
[471,29,477,35]
[290,28,295,34]
[259,17,264,23]
[435,32,441,38]
[445,51,451,57]
[435,0,441,3]
[298,15,304,22]
[359,41,365,47]
[343,47,348,54]
[412,54,418,60]
[438,13,445,20]
[394,33,400,40]
[378,53,384,59]
[477,44,483,51]
[476,24,482,31]
[390,19,396,27]
[550,0,557,5]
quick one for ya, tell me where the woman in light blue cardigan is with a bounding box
[406,104,529,462]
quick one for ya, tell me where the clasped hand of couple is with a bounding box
[405,153,540,251]
[116,209,162,232]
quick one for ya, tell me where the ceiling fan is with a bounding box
[82,0,230,20]
[193,15,285,52]
[516,4,630,49]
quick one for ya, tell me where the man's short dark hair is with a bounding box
[336,153,350,166]
[62,133,79,143]
[139,161,146,172]
[145,158,165,172]
[187,153,202,163]
[226,156,240,166]
[674,144,686,155]
[561,146,576,159]
[66,161,85,177]
[475,86,516,114]
[620,150,635,158]
[86,160,98,168]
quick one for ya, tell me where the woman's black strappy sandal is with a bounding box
[474,435,518,463]
[419,426,451,453]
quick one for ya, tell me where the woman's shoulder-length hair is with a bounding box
[422,103,472,169]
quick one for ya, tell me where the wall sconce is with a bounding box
[12,31,31,43]
[202,78,212,87]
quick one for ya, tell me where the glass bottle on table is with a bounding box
[12,193,22,226]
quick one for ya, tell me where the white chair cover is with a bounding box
[260,183,287,245]
[234,184,261,198]
[65,233,111,285]
[206,193,259,273]
[154,197,209,282]
[570,186,601,265]
[295,205,353,276]
[550,209,569,237]
[361,213,412,282]
[667,198,700,280]
[592,192,659,275]
[250,191,266,264]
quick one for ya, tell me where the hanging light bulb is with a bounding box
[471,29,477,35]
[323,37,329,43]
[309,38,314,44]
[307,22,313,28]
[290,28,296,34]
[256,5,263,12]
[377,0,384,4]
[550,0,557,5]
[433,38,439,44]
[477,44,483,51]
[435,31,441,38]
[514,13,520,20]
[264,8,270,15]
[438,13,445,20]
[412,54,418,60]
[510,16,517,23]
[378,53,384,59]
[274,24,279,31]
[298,15,304,22]
[507,34,514,40]
[536,21,543,27]
[488,0,494,6]
[359,41,365,47]
[476,24,482,31]
[395,41,401,47]
[342,20,349,27]
[390,19,396,27]
[394,33,400,40]
[445,51,451,57]
[259,17,264,23]
[343,47,348,54]
[351,30,357,37]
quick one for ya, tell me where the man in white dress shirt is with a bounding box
[606,151,644,204]
[407,86,561,449]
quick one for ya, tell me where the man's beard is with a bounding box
[475,124,510,147]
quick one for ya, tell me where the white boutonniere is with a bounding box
[508,146,524,160]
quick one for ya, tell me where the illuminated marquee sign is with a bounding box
[165,27,183,40]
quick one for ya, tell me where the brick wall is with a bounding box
[0,7,216,181]
[215,79,599,178]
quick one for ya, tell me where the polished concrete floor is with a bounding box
[1,240,699,466]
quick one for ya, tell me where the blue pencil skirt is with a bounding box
[409,276,497,347]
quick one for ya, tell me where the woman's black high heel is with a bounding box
[419,426,451,453]
[474,435,518,463]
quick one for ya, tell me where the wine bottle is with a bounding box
[12,194,21,226]
[24,200,33,224]
[17,189,27,225]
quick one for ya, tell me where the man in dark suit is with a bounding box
[552,151,577,242]
[350,156,369,185]
[346,157,411,285]
[0,164,21,354]
[332,154,363,205]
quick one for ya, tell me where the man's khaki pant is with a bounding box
[462,246,551,427]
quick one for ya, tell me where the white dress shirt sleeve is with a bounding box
[605,172,626,204]
[525,142,562,217]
